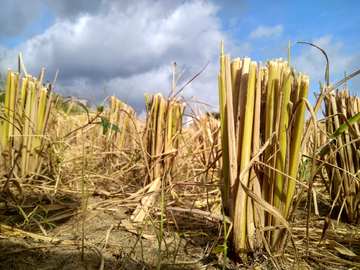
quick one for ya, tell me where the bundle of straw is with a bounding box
[105,96,134,163]
[131,92,185,222]
[192,110,221,171]
[0,63,55,179]
[219,40,310,261]
[321,88,360,223]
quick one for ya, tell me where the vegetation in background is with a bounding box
[206,111,220,120]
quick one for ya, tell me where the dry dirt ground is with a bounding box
[1,189,360,269]
[0,195,238,270]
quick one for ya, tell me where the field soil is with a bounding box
[1,193,236,270]
[1,182,360,270]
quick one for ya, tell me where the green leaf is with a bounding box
[36,204,48,213]
[97,105,104,113]
[135,156,143,163]
[99,116,109,135]
[303,165,318,181]
[52,197,67,204]
[75,101,90,121]
[110,125,121,133]
[212,245,226,254]
[97,116,121,135]
[36,214,57,228]
[299,111,360,165]
[181,231,209,237]
[17,205,29,222]
[344,71,347,88]
[329,111,360,140]
[0,92,5,103]
[325,66,329,86]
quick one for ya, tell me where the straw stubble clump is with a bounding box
[320,88,360,223]
[191,110,221,171]
[131,92,185,222]
[0,65,55,179]
[219,40,310,262]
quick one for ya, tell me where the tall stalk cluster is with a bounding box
[218,40,310,261]
[192,110,221,170]
[131,92,185,222]
[0,65,54,178]
[106,96,134,162]
[321,88,360,223]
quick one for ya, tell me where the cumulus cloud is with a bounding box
[0,0,244,111]
[250,24,283,39]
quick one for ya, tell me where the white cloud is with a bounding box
[0,0,243,112]
[250,24,283,39]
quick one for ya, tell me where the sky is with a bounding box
[0,0,359,117]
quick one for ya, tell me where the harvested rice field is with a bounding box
[1,42,360,269]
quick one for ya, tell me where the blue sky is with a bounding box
[0,0,359,116]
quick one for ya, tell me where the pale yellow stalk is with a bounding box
[235,58,250,174]
[224,53,238,219]
[21,82,33,176]
[1,69,11,148]
[7,73,16,140]
[231,58,241,116]
[262,61,278,203]
[233,61,257,260]
[219,40,230,211]
[273,68,291,210]
[284,75,310,218]
[18,77,27,120]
